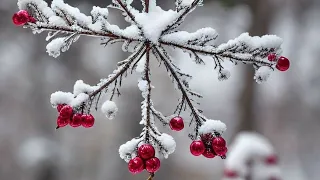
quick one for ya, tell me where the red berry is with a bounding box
[56,116,69,128]
[59,105,73,118]
[128,157,144,174]
[190,140,205,156]
[56,104,65,112]
[201,133,214,144]
[264,155,278,165]
[81,114,95,128]
[268,53,277,62]
[70,113,82,127]
[212,137,226,147]
[138,144,155,160]
[213,146,228,156]
[169,116,184,131]
[224,169,238,178]
[276,56,290,71]
[12,10,30,26]
[202,148,216,158]
[145,157,161,173]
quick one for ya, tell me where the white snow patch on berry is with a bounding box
[46,37,65,58]
[199,120,227,135]
[50,91,73,106]
[119,138,141,162]
[254,66,272,84]
[70,93,89,107]
[158,133,176,158]
[101,100,118,120]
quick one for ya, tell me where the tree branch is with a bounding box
[116,0,140,27]
[145,0,150,12]
[89,45,146,98]
[144,43,152,142]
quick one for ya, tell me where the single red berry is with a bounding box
[224,169,238,178]
[138,144,155,160]
[56,104,66,112]
[268,53,277,62]
[70,113,82,127]
[276,56,290,71]
[81,114,95,128]
[145,157,161,173]
[56,116,69,128]
[213,146,228,156]
[59,105,73,118]
[200,133,214,143]
[12,10,29,26]
[264,155,278,165]
[128,157,144,174]
[190,140,205,156]
[202,148,216,158]
[169,116,184,131]
[212,137,226,147]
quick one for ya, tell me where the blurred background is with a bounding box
[0,0,320,179]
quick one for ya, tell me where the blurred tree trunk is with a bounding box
[236,0,274,134]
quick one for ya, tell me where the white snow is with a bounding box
[18,0,55,18]
[138,79,148,92]
[135,6,179,43]
[73,80,98,96]
[70,93,89,107]
[254,66,272,84]
[158,133,176,158]
[101,100,118,120]
[46,37,65,58]
[91,6,108,20]
[218,69,231,81]
[198,119,227,135]
[48,16,67,26]
[119,138,141,162]
[50,91,74,106]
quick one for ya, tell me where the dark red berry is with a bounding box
[190,140,205,156]
[276,56,290,71]
[202,148,216,158]
[70,113,82,127]
[268,53,277,62]
[12,10,29,26]
[56,104,65,112]
[138,144,155,160]
[213,146,228,156]
[264,155,278,165]
[59,105,73,118]
[145,157,161,173]
[56,116,69,128]
[212,137,226,147]
[169,116,184,131]
[128,157,144,174]
[224,169,238,178]
[81,114,95,128]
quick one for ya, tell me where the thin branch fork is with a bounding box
[153,46,204,130]
[89,45,146,98]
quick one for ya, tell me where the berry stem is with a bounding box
[147,173,154,180]
[153,46,204,138]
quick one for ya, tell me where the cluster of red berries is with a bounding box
[190,134,227,158]
[128,144,160,174]
[224,154,279,179]
[56,104,95,129]
[169,116,184,131]
[12,10,36,26]
[267,53,290,72]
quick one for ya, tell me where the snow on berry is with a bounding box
[254,66,272,84]
[101,100,118,120]
[14,0,289,178]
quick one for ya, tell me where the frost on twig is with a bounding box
[14,0,290,177]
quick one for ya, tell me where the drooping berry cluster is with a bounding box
[268,54,290,72]
[128,144,160,174]
[56,104,95,129]
[12,10,36,26]
[190,134,227,159]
